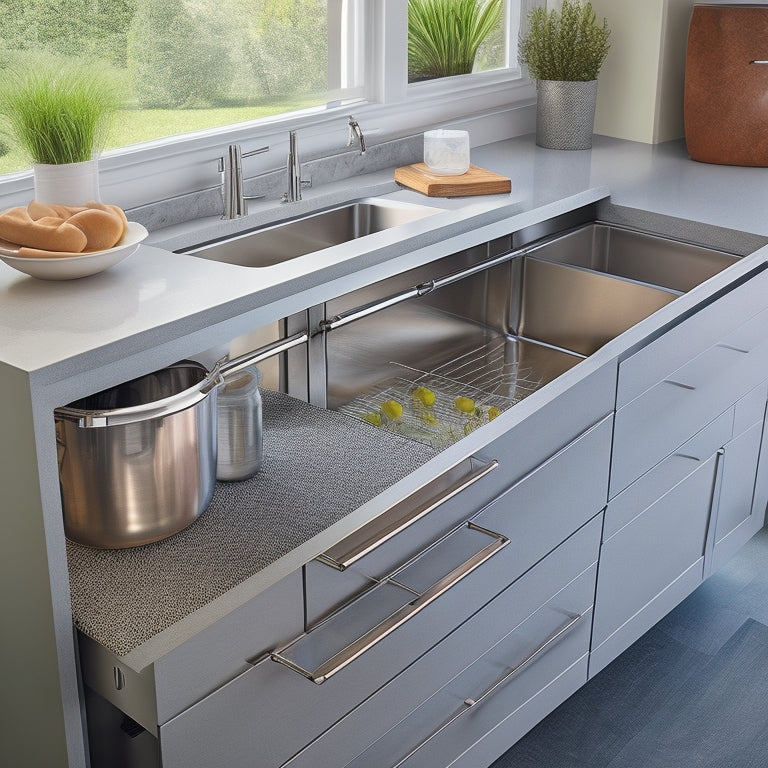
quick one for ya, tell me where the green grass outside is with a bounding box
[0,96,319,176]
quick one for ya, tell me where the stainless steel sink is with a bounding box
[183,198,442,268]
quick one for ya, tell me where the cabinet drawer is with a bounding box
[472,414,611,581]
[307,414,611,629]
[592,452,719,674]
[286,516,602,768]
[159,519,517,768]
[285,515,602,768]
[616,267,768,409]
[612,304,768,494]
[306,456,499,626]
[604,408,732,540]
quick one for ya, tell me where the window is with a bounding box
[0,0,533,210]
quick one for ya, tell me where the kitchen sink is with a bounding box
[182,198,442,268]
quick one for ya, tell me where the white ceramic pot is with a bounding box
[33,159,100,205]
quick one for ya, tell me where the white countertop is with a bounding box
[2,133,767,385]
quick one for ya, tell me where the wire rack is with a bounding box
[339,340,542,449]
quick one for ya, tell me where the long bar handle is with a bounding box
[389,612,584,768]
[271,522,509,684]
[315,458,499,571]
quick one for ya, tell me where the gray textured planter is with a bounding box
[536,79,598,150]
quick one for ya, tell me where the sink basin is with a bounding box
[182,198,442,268]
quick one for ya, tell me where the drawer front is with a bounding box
[78,570,304,730]
[592,453,718,666]
[307,414,611,630]
[604,408,732,540]
[611,310,768,495]
[616,267,768,409]
[286,515,602,768]
[159,519,522,768]
[473,415,611,581]
[345,580,594,767]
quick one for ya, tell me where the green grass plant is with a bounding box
[0,95,322,175]
[0,60,122,165]
[408,0,503,81]
[518,0,611,82]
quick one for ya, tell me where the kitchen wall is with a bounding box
[588,0,695,144]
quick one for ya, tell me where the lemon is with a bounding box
[381,399,403,420]
[362,412,382,426]
[488,406,501,421]
[455,396,475,414]
[412,386,436,407]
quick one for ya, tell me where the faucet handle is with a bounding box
[347,115,366,154]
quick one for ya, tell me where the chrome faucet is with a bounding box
[347,115,366,154]
[219,143,269,219]
[283,131,311,203]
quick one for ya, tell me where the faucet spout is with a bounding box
[219,143,269,219]
[283,131,311,203]
[347,116,366,154]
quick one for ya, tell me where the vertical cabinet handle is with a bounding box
[271,522,508,684]
[387,612,584,768]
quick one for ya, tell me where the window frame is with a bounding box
[0,0,538,213]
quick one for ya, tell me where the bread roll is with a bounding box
[0,206,88,252]
[68,208,125,251]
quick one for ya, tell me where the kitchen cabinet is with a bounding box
[4,135,768,768]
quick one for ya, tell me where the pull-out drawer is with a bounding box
[612,270,768,495]
[286,515,602,768]
[159,520,513,768]
[306,415,612,628]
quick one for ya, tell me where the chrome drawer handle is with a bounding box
[664,379,696,391]
[715,342,750,354]
[388,612,584,768]
[271,522,509,684]
[315,458,498,571]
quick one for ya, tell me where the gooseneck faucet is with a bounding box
[347,115,366,154]
[219,143,269,219]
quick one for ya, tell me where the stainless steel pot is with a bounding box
[54,333,308,549]
[56,361,220,548]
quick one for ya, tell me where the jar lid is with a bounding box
[219,365,262,400]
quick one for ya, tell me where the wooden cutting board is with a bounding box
[394,163,511,197]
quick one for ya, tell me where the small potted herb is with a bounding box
[518,0,611,150]
[0,58,122,204]
[408,0,504,82]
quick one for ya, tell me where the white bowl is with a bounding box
[0,221,149,280]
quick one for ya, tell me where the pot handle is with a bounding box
[215,329,309,379]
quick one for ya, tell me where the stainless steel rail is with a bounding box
[270,522,509,684]
[319,245,529,333]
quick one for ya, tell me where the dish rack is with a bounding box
[339,342,541,449]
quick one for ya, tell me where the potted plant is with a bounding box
[0,58,122,204]
[518,0,611,150]
[408,0,504,82]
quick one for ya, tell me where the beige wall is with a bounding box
[586,0,695,143]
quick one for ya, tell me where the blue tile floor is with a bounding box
[492,526,768,768]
